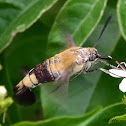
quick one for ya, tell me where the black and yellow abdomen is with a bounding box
[13,53,67,105]
[13,60,57,105]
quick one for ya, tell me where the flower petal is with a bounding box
[109,69,126,78]
[119,78,126,93]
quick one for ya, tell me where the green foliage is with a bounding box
[0,0,126,125]
[117,0,126,40]
[0,65,2,71]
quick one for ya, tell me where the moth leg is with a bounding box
[97,60,117,69]
[85,67,109,74]
[84,68,101,73]
[84,59,118,74]
[85,68,121,78]
[117,62,126,68]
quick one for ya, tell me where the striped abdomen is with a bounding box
[13,56,62,105]
[14,59,57,91]
[13,47,77,105]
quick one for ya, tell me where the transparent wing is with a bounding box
[56,24,77,48]
[41,68,72,106]
[64,32,77,48]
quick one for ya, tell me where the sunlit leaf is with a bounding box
[117,0,126,40]
[49,0,108,49]
[0,0,57,52]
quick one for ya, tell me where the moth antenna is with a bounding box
[94,15,112,47]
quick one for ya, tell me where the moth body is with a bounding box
[13,47,98,105]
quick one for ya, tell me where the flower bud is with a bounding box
[0,86,7,100]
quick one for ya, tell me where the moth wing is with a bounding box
[64,32,77,48]
[42,68,72,105]
[20,66,30,76]
[13,85,36,105]
[57,24,77,48]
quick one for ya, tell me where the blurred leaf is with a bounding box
[0,64,2,71]
[117,0,126,40]
[122,95,126,105]
[12,103,126,126]
[0,0,57,53]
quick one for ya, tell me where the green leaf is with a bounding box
[49,0,108,48]
[10,106,102,126]
[11,103,126,126]
[117,0,126,40]
[0,0,57,53]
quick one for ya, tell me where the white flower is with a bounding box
[0,86,7,100]
[109,69,126,78]
[119,78,126,93]
[108,67,126,92]
[100,66,126,93]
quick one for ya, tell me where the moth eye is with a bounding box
[89,55,93,61]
